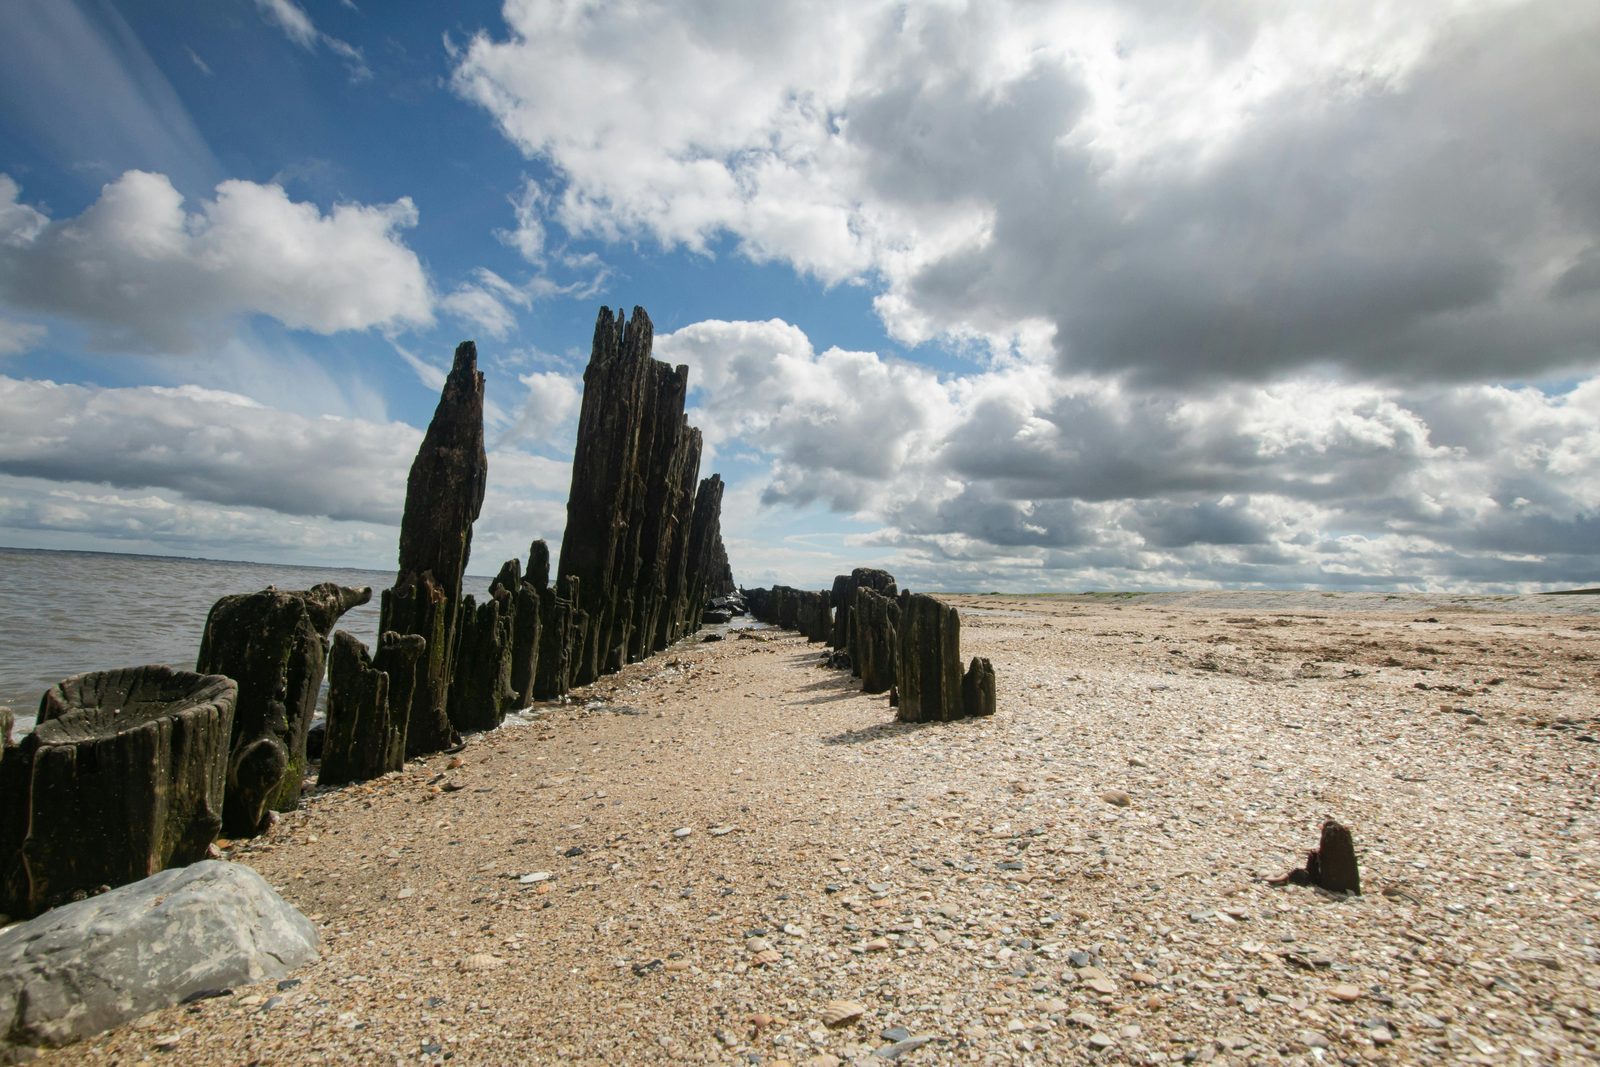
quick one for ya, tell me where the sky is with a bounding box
[0,0,1597,592]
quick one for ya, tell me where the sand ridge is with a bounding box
[55,593,1600,1064]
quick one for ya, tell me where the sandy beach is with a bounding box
[52,592,1600,1065]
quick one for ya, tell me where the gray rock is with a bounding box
[0,860,317,1057]
[875,1035,933,1059]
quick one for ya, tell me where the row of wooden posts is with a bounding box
[0,307,732,918]
[745,568,997,722]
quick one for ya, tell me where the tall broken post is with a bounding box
[380,341,487,757]
[555,306,732,686]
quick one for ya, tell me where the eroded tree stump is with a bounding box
[197,583,369,837]
[319,631,423,787]
[0,666,236,918]
[962,657,997,717]
[852,588,900,695]
[895,593,964,723]
[1272,819,1362,895]
[448,588,516,733]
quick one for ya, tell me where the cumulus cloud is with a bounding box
[0,171,432,353]
[660,318,1600,591]
[0,374,573,572]
[456,1,1600,385]
[500,370,582,448]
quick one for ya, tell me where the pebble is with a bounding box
[1100,790,1131,807]
[672,827,693,838]
[1329,984,1363,1002]
[519,871,552,884]
[874,1035,933,1059]
[1089,1032,1115,1049]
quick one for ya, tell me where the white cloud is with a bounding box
[0,171,432,353]
[660,318,1600,591]
[441,269,525,340]
[455,1,1600,385]
[0,374,574,573]
[254,0,370,81]
[500,370,582,448]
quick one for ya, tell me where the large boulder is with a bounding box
[0,666,236,918]
[196,583,370,837]
[0,860,317,1058]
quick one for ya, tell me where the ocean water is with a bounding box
[0,548,406,729]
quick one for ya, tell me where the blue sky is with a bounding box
[1,0,1597,591]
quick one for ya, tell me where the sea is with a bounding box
[0,547,426,732]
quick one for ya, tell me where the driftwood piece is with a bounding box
[196,583,369,837]
[0,666,236,918]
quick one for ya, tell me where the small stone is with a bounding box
[1067,1012,1098,1028]
[1085,977,1118,995]
[1369,1025,1394,1045]
[747,937,773,953]
[710,826,735,836]
[1100,790,1131,808]
[864,938,892,952]
[563,846,585,858]
[875,1035,933,1059]
[1068,951,1093,968]
[519,871,552,884]
[804,1056,843,1067]
[1329,984,1363,1002]
[1089,1032,1115,1049]
[881,1026,912,1042]
[1299,1030,1331,1049]
[822,1000,865,1028]
[753,949,783,966]
[396,887,415,900]
[673,827,693,838]
[153,1030,189,1050]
